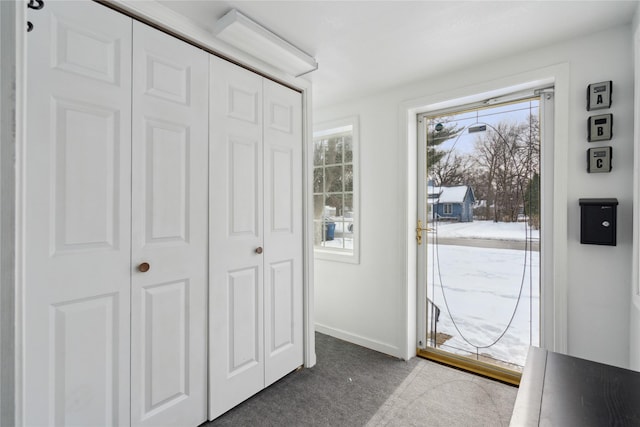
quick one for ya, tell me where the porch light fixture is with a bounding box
[212,9,318,77]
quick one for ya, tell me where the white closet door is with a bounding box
[209,56,304,419]
[263,80,304,386]
[130,22,208,427]
[209,56,265,419]
[24,2,132,426]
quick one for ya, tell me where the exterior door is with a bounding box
[130,22,208,427]
[208,56,303,419]
[24,2,132,425]
[416,93,544,382]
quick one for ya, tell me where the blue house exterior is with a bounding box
[428,185,475,222]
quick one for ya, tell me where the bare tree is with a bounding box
[472,118,539,223]
[431,152,472,186]
[473,126,502,222]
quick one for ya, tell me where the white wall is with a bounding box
[315,24,634,368]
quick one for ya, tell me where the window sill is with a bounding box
[314,248,360,264]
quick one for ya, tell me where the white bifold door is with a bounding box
[130,19,208,427]
[24,4,133,425]
[209,56,303,419]
[24,2,208,426]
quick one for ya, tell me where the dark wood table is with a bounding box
[510,347,640,426]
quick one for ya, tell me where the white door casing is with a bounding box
[24,2,132,425]
[130,22,208,427]
[416,117,429,349]
[208,56,304,419]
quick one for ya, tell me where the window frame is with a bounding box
[313,116,360,264]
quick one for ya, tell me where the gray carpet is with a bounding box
[204,333,517,426]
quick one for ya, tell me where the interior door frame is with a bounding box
[5,2,316,425]
[0,2,21,426]
[398,65,570,361]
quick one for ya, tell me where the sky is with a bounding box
[428,99,540,157]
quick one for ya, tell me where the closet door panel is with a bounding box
[263,80,304,386]
[24,2,132,425]
[131,22,208,427]
[209,56,265,420]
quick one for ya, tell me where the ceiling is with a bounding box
[158,1,638,107]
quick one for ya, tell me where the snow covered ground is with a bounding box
[429,219,540,241]
[319,220,354,250]
[426,220,540,369]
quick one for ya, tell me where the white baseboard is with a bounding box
[315,323,403,359]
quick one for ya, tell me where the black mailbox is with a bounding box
[579,198,618,246]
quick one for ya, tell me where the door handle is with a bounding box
[416,219,431,246]
[138,262,150,273]
[255,247,263,254]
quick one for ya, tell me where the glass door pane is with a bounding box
[424,98,540,372]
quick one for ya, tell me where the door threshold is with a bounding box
[417,347,521,386]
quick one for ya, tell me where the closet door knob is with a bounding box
[255,247,263,254]
[138,262,150,273]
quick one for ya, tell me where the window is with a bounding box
[313,117,359,263]
[443,203,452,215]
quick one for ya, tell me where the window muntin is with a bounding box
[313,118,359,262]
